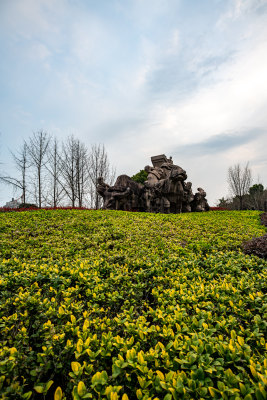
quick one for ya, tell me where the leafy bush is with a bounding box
[0,210,266,399]
[131,169,148,184]
[18,203,39,209]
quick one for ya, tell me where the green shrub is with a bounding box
[0,210,266,399]
[131,170,148,184]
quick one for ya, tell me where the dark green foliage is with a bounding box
[131,169,148,184]
[249,184,264,196]
[18,203,38,209]
[218,186,267,211]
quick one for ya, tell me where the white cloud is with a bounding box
[1,0,61,40]
[223,0,267,21]
[144,29,267,147]
[69,16,115,67]
[166,29,180,55]
[29,42,51,66]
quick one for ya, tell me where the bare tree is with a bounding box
[88,144,115,209]
[60,136,90,207]
[0,142,30,203]
[228,162,252,210]
[75,140,90,207]
[26,131,51,207]
[60,136,77,207]
[45,138,65,207]
[1,134,115,209]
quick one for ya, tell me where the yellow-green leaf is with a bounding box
[83,320,90,332]
[45,380,54,392]
[137,351,145,365]
[10,347,17,355]
[71,361,81,375]
[77,381,87,397]
[58,306,64,315]
[208,387,216,397]
[156,370,165,381]
[239,382,246,396]
[137,376,145,388]
[54,386,63,400]
[250,365,258,379]
[237,336,244,346]
[34,385,44,394]
[231,330,236,340]
[76,339,83,353]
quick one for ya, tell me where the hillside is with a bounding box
[0,210,266,399]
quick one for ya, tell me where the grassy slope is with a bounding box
[0,210,266,400]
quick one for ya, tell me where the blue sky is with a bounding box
[1,0,267,205]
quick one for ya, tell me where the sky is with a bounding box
[0,0,267,206]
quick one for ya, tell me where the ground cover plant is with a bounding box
[0,210,266,400]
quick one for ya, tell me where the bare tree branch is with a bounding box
[0,142,30,203]
[59,136,90,207]
[88,144,115,209]
[26,131,51,207]
[228,162,252,209]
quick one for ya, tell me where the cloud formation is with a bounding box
[173,129,265,156]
